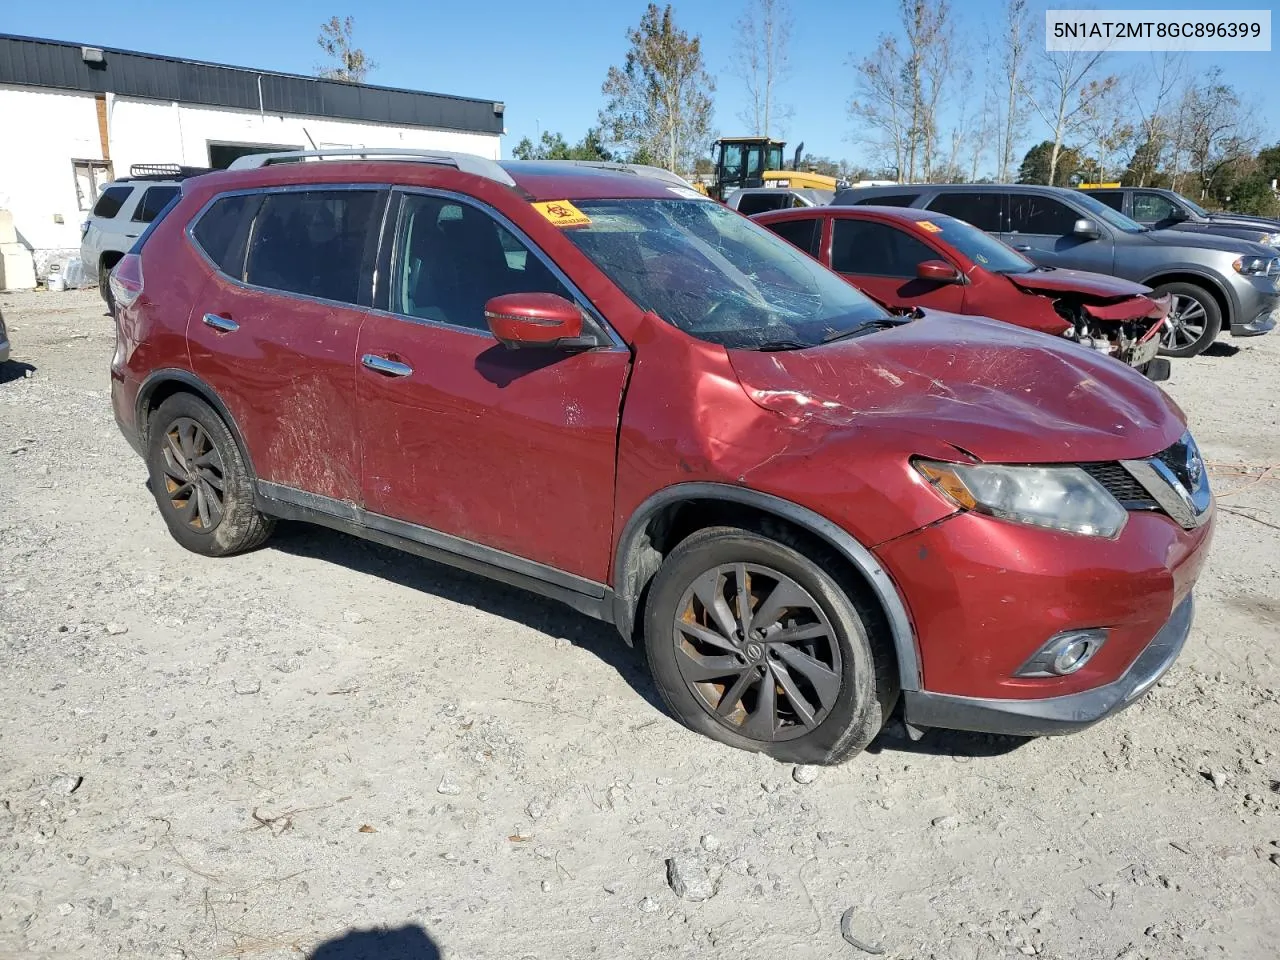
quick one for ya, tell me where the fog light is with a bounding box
[1015,629,1108,678]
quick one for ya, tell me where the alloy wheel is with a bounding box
[673,563,843,742]
[1160,295,1208,351]
[159,417,226,532]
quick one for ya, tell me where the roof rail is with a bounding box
[226,148,516,187]
[565,161,696,189]
[126,163,214,181]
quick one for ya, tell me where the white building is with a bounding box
[0,34,506,277]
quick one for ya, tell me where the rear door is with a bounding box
[187,186,385,504]
[355,189,630,583]
[1002,193,1115,272]
[828,216,965,312]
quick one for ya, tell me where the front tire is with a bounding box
[643,525,896,765]
[146,393,274,556]
[1154,282,1222,358]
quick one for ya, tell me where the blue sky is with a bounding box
[3,0,1277,166]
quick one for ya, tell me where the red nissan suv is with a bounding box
[109,151,1214,764]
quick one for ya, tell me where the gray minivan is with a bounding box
[836,183,1279,357]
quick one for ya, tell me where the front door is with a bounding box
[187,186,385,503]
[828,217,966,312]
[356,190,631,583]
[1002,193,1115,273]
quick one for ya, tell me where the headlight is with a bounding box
[1232,255,1280,276]
[914,460,1128,538]
[1263,233,1280,247]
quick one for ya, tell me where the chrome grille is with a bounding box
[1080,432,1212,531]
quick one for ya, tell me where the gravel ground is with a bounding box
[1,288,1278,960]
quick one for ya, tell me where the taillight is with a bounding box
[109,253,144,309]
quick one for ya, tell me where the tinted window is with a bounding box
[132,186,180,223]
[245,190,381,304]
[1133,192,1179,222]
[192,194,261,278]
[736,193,793,215]
[765,217,821,256]
[853,193,919,207]
[92,186,133,219]
[392,195,572,331]
[1007,195,1078,235]
[831,219,938,277]
[1089,191,1125,211]
[926,193,1004,231]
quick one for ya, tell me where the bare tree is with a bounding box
[316,15,375,83]
[732,0,793,138]
[1077,80,1134,183]
[1172,68,1257,199]
[849,0,958,182]
[1122,53,1184,185]
[599,4,716,174]
[848,38,911,180]
[1024,47,1119,184]
[995,0,1034,181]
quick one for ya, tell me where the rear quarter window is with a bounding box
[92,185,134,219]
[191,193,262,279]
[764,217,822,257]
[132,186,181,223]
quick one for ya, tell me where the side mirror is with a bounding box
[484,292,593,350]
[916,259,962,283]
[1072,218,1101,240]
[1167,207,1189,222]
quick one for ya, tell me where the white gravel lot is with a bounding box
[1,288,1278,960]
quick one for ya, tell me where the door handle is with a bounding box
[1013,245,1033,252]
[361,353,413,377]
[202,313,239,333]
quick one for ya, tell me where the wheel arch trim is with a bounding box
[613,482,922,691]
[1138,269,1235,322]
[134,368,258,482]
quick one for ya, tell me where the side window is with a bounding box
[1006,195,1078,235]
[1133,192,1178,222]
[926,193,1004,231]
[244,189,381,304]
[132,186,180,223]
[853,193,920,207]
[1090,191,1125,212]
[831,219,937,277]
[765,217,821,257]
[192,194,262,279]
[392,194,573,331]
[735,192,790,215]
[92,185,133,219]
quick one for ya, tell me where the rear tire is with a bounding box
[99,262,116,315]
[642,525,897,765]
[1154,282,1221,358]
[146,393,274,556]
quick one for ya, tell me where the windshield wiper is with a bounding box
[821,317,903,344]
[750,339,812,352]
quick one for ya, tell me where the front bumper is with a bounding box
[1230,309,1276,337]
[901,596,1194,736]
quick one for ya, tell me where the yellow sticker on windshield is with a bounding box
[532,200,591,227]
[919,220,942,233]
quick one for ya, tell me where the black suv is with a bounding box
[1081,187,1280,248]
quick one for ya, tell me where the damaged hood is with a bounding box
[1004,267,1151,301]
[729,311,1185,463]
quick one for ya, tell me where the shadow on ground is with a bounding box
[269,521,665,716]
[1202,342,1241,358]
[866,705,1030,758]
[308,925,440,959]
[0,360,37,384]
